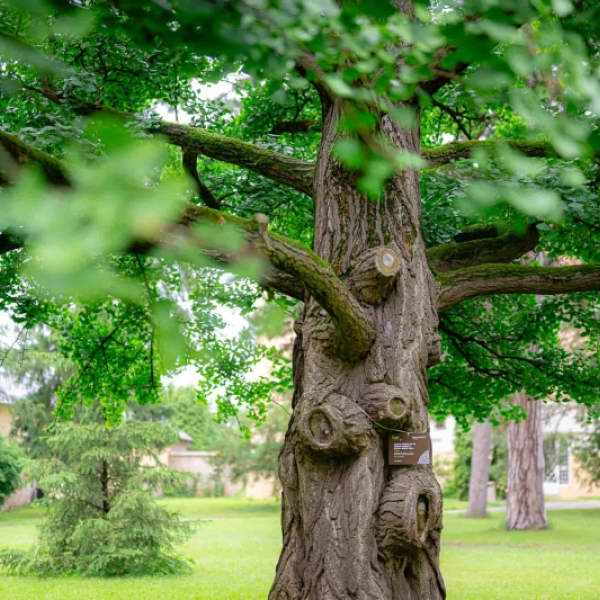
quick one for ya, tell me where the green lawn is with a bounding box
[1,498,600,600]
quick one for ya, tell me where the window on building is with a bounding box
[544,435,570,486]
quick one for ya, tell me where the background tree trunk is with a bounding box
[506,392,547,530]
[269,95,445,598]
[465,420,492,518]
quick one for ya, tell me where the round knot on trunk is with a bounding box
[362,383,411,429]
[376,469,442,552]
[296,393,372,458]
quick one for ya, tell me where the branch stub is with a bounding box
[348,246,401,305]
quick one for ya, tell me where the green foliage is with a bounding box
[444,427,472,501]
[156,386,222,451]
[444,424,507,500]
[0,436,22,505]
[5,330,73,458]
[0,0,600,432]
[211,402,290,491]
[1,421,193,577]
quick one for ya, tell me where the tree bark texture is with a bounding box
[465,420,492,519]
[506,392,547,530]
[269,97,445,600]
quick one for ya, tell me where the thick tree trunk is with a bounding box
[506,392,547,530]
[465,420,492,518]
[269,96,444,598]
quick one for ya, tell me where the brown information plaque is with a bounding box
[388,432,431,465]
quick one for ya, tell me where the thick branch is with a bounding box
[157,121,314,196]
[21,83,573,179]
[270,119,317,135]
[169,135,555,182]
[23,86,315,196]
[0,129,70,186]
[427,224,539,273]
[182,209,375,360]
[422,140,553,169]
[0,131,374,359]
[0,133,296,297]
[438,264,600,311]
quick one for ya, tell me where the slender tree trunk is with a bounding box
[269,99,445,598]
[465,420,492,518]
[506,392,547,530]
[100,460,110,515]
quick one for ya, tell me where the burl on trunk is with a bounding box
[269,98,445,600]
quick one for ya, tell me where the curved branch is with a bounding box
[182,208,375,360]
[0,131,374,359]
[182,149,221,209]
[438,263,600,311]
[427,224,539,273]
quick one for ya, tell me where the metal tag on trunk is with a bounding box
[388,432,431,465]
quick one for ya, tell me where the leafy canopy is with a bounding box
[0,0,600,427]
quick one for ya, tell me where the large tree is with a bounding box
[2,1,600,599]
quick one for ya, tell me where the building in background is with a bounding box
[542,406,600,500]
[430,407,600,501]
[157,430,243,497]
[0,398,11,438]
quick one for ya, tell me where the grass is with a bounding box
[2,498,600,600]
[441,498,505,511]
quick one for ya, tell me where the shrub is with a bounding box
[0,436,22,506]
[1,421,193,577]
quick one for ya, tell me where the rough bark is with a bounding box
[465,420,492,519]
[269,95,445,600]
[506,392,547,530]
